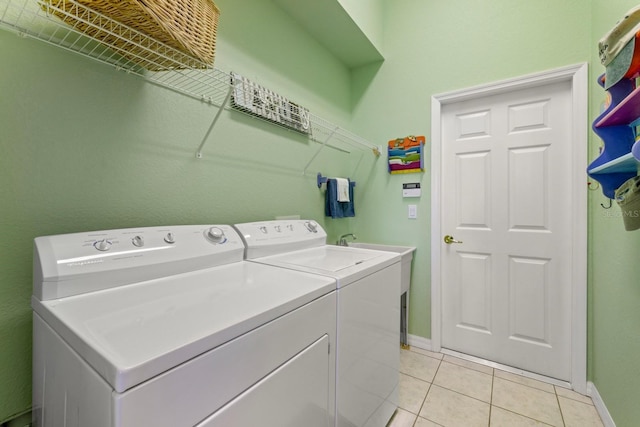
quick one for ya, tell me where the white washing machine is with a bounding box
[31,224,337,427]
[234,220,401,427]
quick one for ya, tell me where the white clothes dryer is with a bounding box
[32,224,337,427]
[234,220,401,427]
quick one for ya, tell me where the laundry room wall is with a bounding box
[2,0,640,425]
[348,0,591,340]
[344,0,640,425]
[588,2,640,426]
[337,0,385,52]
[0,0,374,421]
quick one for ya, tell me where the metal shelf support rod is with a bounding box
[196,86,233,159]
[303,125,339,175]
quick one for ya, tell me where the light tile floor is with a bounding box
[388,347,604,427]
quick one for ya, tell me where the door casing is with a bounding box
[430,63,588,394]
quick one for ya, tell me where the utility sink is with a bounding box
[347,243,415,294]
[348,242,415,347]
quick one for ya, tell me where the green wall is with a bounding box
[337,0,385,53]
[349,0,637,425]
[589,2,640,426]
[350,0,591,340]
[0,0,366,421]
[1,0,640,425]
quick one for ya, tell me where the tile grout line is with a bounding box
[492,375,564,426]
[554,386,567,427]
[495,374,558,396]
[412,356,442,427]
[406,349,592,427]
[430,361,494,406]
[555,387,598,406]
[488,367,495,426]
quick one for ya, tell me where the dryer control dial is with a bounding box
[164,232,175,244]
[305,221,318,233]
[206,227,227,244]
[132,235,144,247]
[94,239,112,251]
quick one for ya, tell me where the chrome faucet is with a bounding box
[337,233,357,246]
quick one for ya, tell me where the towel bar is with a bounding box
[317,173,356,188]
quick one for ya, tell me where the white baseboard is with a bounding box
[588,382,616,427]
[407,334,432,351]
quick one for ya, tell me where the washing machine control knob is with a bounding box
[132,235,144,247]
[305,221,318,233]
[94,239,112,251]
[206,227,227,244]
[164,232,175,244]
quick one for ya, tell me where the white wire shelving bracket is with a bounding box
[0,0,382,165]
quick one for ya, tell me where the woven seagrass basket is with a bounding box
[42,0,220,71]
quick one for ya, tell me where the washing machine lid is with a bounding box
[31,262,335,393]
[251,245,400,287]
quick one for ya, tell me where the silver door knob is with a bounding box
[444,235,462,244]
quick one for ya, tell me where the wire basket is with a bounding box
[41,0,220,71]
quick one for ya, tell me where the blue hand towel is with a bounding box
[325,179,355,218]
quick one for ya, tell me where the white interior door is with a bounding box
[439,78,574,381]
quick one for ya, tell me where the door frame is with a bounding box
[430,63,588,393]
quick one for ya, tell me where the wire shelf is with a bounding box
[0,0,381,161]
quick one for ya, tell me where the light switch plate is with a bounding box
[408,204,417,219]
